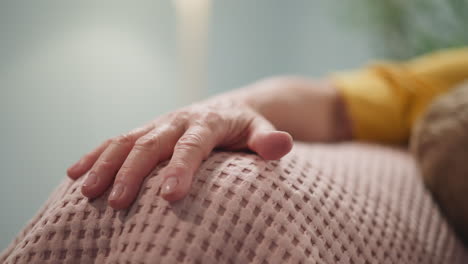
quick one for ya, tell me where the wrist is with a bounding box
[218,76,354,142]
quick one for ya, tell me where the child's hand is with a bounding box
[67,99,293,209]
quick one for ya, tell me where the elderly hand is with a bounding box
[66,98,293,209]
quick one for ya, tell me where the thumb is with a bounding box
[247,116,294,160]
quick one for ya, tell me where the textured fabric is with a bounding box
[332,47,468,143]
[1,143,467,263]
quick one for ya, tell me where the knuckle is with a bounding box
[134,134,160,151]
[177,133,204,152]
[113,133,134,145]
[167,162,190,174]
[165,159,194,180]
[128,126,145,136]
[97,159,114,171]
[201,111,224,131]
[172,110,190,126]
[165,111,177,120]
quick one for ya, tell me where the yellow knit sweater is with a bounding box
[333,47,468,143]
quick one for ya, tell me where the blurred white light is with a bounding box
[173,0,211,102]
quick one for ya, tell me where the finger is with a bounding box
[81,126,152,198]
[160,125,218,201]
[247,116,293,160]
[67,125,153,180]
[67,139,111,180]
[108,124,185,209]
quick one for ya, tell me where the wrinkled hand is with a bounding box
[67,99,293,209]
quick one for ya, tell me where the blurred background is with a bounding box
[1,0,466,250]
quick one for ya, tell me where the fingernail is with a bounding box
[83,172,97,188]
[161,177,178,195]
[109,183,125,201]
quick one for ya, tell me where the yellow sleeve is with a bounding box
[332,47,468,143]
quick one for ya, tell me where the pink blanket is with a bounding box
[1,143,467,263]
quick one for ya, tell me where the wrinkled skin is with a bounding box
[67,98,293,209]
[67,77,349,210]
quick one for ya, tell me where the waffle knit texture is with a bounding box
[1,143,467,263]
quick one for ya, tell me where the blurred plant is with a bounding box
[337,0,468,59]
